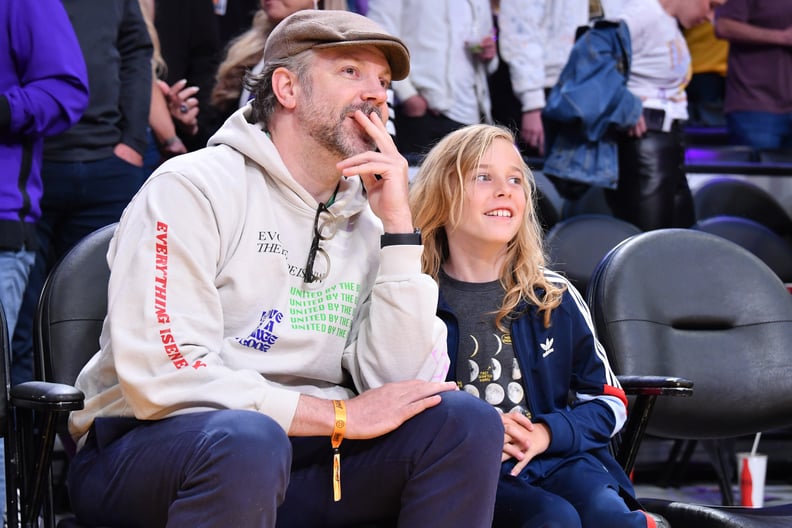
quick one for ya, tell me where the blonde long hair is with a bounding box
[211,10,273,109]
[138,0,166,77]
[409,124,565,329]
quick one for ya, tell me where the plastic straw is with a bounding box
[750,432,762,456]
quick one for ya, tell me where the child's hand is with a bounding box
[500,413,551,476]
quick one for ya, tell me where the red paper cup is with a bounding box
[737,452,767,507]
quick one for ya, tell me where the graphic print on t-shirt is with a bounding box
[440,271,529,416]
[462,328,528,415]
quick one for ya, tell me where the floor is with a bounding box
[630,432,792,508]
[634,482,792,508]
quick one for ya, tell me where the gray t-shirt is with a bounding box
[440,270,530,416]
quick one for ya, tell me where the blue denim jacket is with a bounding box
[542,20,641,189]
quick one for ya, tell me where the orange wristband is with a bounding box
[331,399,346,502]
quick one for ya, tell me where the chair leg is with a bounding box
[657,439,696,488]
[671,439,699,487]
[701,438,736,506]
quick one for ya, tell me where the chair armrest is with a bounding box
[7,381,85,525]
[618,375,694,397]
[614,375,694,475]
[10,380,85,412]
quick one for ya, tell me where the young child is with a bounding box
[409,123,666,528]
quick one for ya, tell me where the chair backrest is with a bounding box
[544,214,641,295]
[692,177,792,238]
[535,185,560,233]
[34,223,116,387]
[588,229,792,440]
[692,215,792,283]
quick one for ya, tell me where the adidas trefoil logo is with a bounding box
[540,337,554,358]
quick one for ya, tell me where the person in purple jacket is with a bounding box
[11,0,152,388]
[411,123,670,528]
[0,0,89,516]
[0,0,88,337]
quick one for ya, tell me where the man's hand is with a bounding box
[113,142,143,167]
[521,110,545,155]
[290,380,458,438]
[627,113,647,138]
[473,34,497,62]
[336,110,413,233]
[500,412,551,476]
[158,79,200,136]
[345,380,458,439]
[779,25,792,46]
[159,136,187,159]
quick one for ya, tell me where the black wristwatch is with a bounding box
[381,228,422,247]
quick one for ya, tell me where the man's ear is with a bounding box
[272,67,299,110]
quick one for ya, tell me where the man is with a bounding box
[715,0,792,150]
[66,10,503,527]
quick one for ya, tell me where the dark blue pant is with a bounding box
[68,391,504,528]
[686,72,726,128]
[727,111,792,151]
[11,155,145,384]
[493,454,650,528]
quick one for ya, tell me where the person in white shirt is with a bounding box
[495,0,624,156]
[605,0,727,231]
[367,0,498,159]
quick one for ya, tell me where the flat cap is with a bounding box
[263,10,410,80]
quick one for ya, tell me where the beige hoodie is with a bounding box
[69,105,449,444]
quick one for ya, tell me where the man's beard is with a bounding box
[298,94,382,158]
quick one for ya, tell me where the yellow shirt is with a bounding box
[684,21,729,77]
